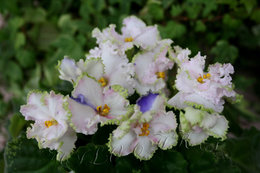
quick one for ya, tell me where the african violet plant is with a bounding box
[20,16,237,161]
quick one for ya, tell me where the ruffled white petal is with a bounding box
[58,57,81,83]
[56,127,77,161]
[109,131,136,156]
[78,58,104,80]
[134,26,160,49]
[207,115,228,139]
[103,89,129,121]
[122,16,146,38]
[72,75,103,107]
[68,98,98,135]
[134,136,157,160]
[185,129,209,146]
[150,111,177,134]
[154,131,178,150]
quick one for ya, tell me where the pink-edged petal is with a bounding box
[68,98,98,135]
[72,75,103,107]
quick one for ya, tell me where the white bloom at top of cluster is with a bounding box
[92,16,161,54]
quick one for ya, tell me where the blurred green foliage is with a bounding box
[1,0,260,172]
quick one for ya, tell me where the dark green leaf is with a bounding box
[66,144,113,173]
[4,134,65,173]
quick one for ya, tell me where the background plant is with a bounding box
[0,0,260,172]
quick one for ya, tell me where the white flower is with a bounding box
[108,93,178,160]
[57,56,82,83]
[68,75,129,135]
[134,39,174,95]
[86,41,136,95]
[20,91,77,161]
[180,107,229,146]
[92,16,160,53]
[168,48,236,113]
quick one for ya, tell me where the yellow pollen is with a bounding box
[44,119,58,128]
[97,104,110,116]
[156,72,165,79]
[139,123,150,136]
[197,76,204,84]
[206,73,211,78]
[98,77,108,87]
[124,37,133,42]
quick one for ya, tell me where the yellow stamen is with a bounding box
[44,119,58,128]
[203,74,207,79]
[97,104,110,116]
[139,123,150,136]
[197,76,204,84]
[124,37,134,42]
[156,72,165,79]
[206,73,211,78]
[98,77,108,87]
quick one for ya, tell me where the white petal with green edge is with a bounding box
[68,98,98,135]
[72,75,103,107]
[103,89,129,120]
[134,136,157,160]
[184,107,205,125]
[56,127,77,161]
[58,57,81,83]
[150,111,177,134]
[79,58,104,80]
[207,115,228,139]
[109,131,136,156]
[20,92,49,121]
[185,129,209,146]
[108,63,135,95]
[44,91,68,122]
[154,131,178,150]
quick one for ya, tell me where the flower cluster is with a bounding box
[20,16,238,161]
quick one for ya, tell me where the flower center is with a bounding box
[44,119,58,128]
[197,73,211,84]
[156,72,165,79]
[124,37,133,42]
[98,77,108,87]
[97,104,110,116]
[139,123,150,136]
